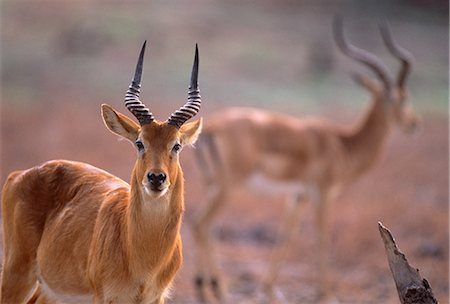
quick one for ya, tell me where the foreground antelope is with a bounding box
[192,20,420,302]
[1,42,202,303]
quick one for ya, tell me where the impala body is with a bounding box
[1,42,202,304]
[204,110,351,191]
[192,20,420,302]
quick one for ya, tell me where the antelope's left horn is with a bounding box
[167,44,201,128]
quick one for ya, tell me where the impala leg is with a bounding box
[263,191,307,300]
[192,183,227,303]
[0,253,39,304]
[1,191,42,304]
[314,193,331,300]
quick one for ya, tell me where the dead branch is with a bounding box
[378,222,438,304]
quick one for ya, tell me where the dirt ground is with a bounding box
[1,104,448,303]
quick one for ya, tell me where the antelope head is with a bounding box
[334,18,421,134]
[102,42,202,199]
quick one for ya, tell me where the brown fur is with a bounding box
[1,105,202,304]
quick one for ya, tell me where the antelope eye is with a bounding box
[172,143,182,153]
[135,140,145,152]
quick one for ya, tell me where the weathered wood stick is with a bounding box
[378,222,438,304]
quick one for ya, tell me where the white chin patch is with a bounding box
[144,186,168,199]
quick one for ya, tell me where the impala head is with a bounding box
[102,42,202,198]
[334,18,421,134]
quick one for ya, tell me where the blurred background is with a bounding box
[1,0,448,303]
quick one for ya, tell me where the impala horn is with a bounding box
[167,44,201,128]
[124,41,154,125]
[379,21,413,90]
[333,17,394,92]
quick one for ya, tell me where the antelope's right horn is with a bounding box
[379,21,413,89]
[124,41,154,125]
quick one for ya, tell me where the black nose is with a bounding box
[147,172,167,188]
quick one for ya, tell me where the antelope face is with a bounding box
[135,120,202,198]
[101,109,202,198]
[101,41,202,198]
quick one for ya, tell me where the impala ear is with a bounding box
[179,118,202,146]
[351,73,383,95]
[101,104,140,142]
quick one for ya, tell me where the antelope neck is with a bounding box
[125,167,184,272]
[342,97,392,179]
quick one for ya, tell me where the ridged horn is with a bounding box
[379,20,413,89]
[124,41,154,125]
[333,17,394,92]
[167,44,201,128]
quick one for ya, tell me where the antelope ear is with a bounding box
[101,104,140,142]
[179,118,202,146]
[352,73,383,94]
